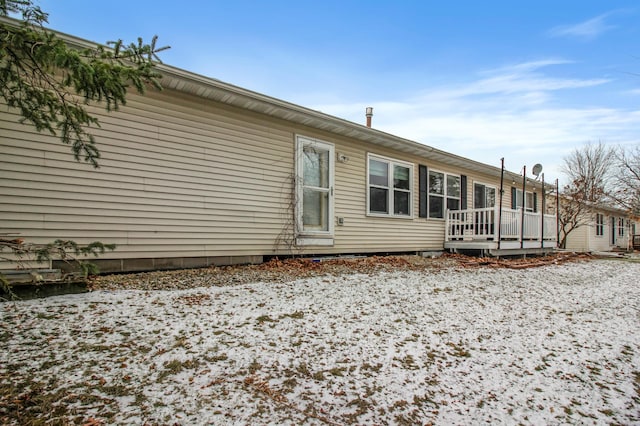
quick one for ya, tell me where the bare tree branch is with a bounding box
[557,142,616,248]
[610,144,640,216]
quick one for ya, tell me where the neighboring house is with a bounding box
[0,27,557,274]
[564,204,637,252]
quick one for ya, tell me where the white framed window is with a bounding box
[515,189,535,212]
[473,182,496,209]
[618,218,624,236]
[428,170,460,219]
[296,136,334,236]
[596,213,604,237]
[367,154,413,218]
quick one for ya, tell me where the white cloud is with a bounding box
[427,60,609,99]
[547,13,615,40]
[310,60,640,179]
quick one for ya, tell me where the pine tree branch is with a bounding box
[0,4,170,167]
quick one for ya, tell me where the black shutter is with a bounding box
[460,175,467,210]
[419,165,428,218]
[511,187,517,209]
[533,192,538,212]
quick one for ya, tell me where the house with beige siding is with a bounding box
[0,27,558,274]
[563,204,636,252]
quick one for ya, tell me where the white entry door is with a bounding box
[296,136,334,238]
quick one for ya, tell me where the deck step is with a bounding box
[2,269,62,284]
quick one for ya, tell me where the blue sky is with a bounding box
[38,1,640,180]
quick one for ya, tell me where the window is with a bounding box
[474,183,496,209]
[367,155,413,217]
[596,213,604,236]
[447,175,461,211]
[618,218,625,236]
[428,170,460,219]
[514,189,536,212]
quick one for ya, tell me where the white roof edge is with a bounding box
[2,16,550,184]
[158,63,537,181]
[588,201,636,216]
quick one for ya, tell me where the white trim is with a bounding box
[366,153,414,219]
[295,135,335,237]
[295,238,335,247]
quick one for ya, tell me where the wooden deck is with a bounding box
[444,207,557,256]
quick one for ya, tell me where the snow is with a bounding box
[1,259,639,424]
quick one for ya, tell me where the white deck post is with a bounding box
[445,209,450,241]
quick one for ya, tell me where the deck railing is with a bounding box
[446,207,557,243]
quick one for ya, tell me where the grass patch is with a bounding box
[296,363,310,376]
[395,354,419,370]
[248,360,262,374]
[328,367,346,377]
[361,362,382,373]
[446,341,471,358]
[0,377,118,425]
[172,335,190,349]
[343,397,371,422]
[282,377,298,390]
[157,359,201,382]
[203,347,228,363]
[256,315,276,324]
[280,311,304,319]
[99,384,130,397]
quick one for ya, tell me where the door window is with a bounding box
[297,137,334,235]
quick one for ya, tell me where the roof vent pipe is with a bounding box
[365,107,373,128]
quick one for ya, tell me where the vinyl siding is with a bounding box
[0,86,540,269]
[563,212,630,252]
[564,224,589,252]
[1,89,293,266]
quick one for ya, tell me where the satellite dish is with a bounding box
[532,163,543,177]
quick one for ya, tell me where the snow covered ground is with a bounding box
[1,259,639,425]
